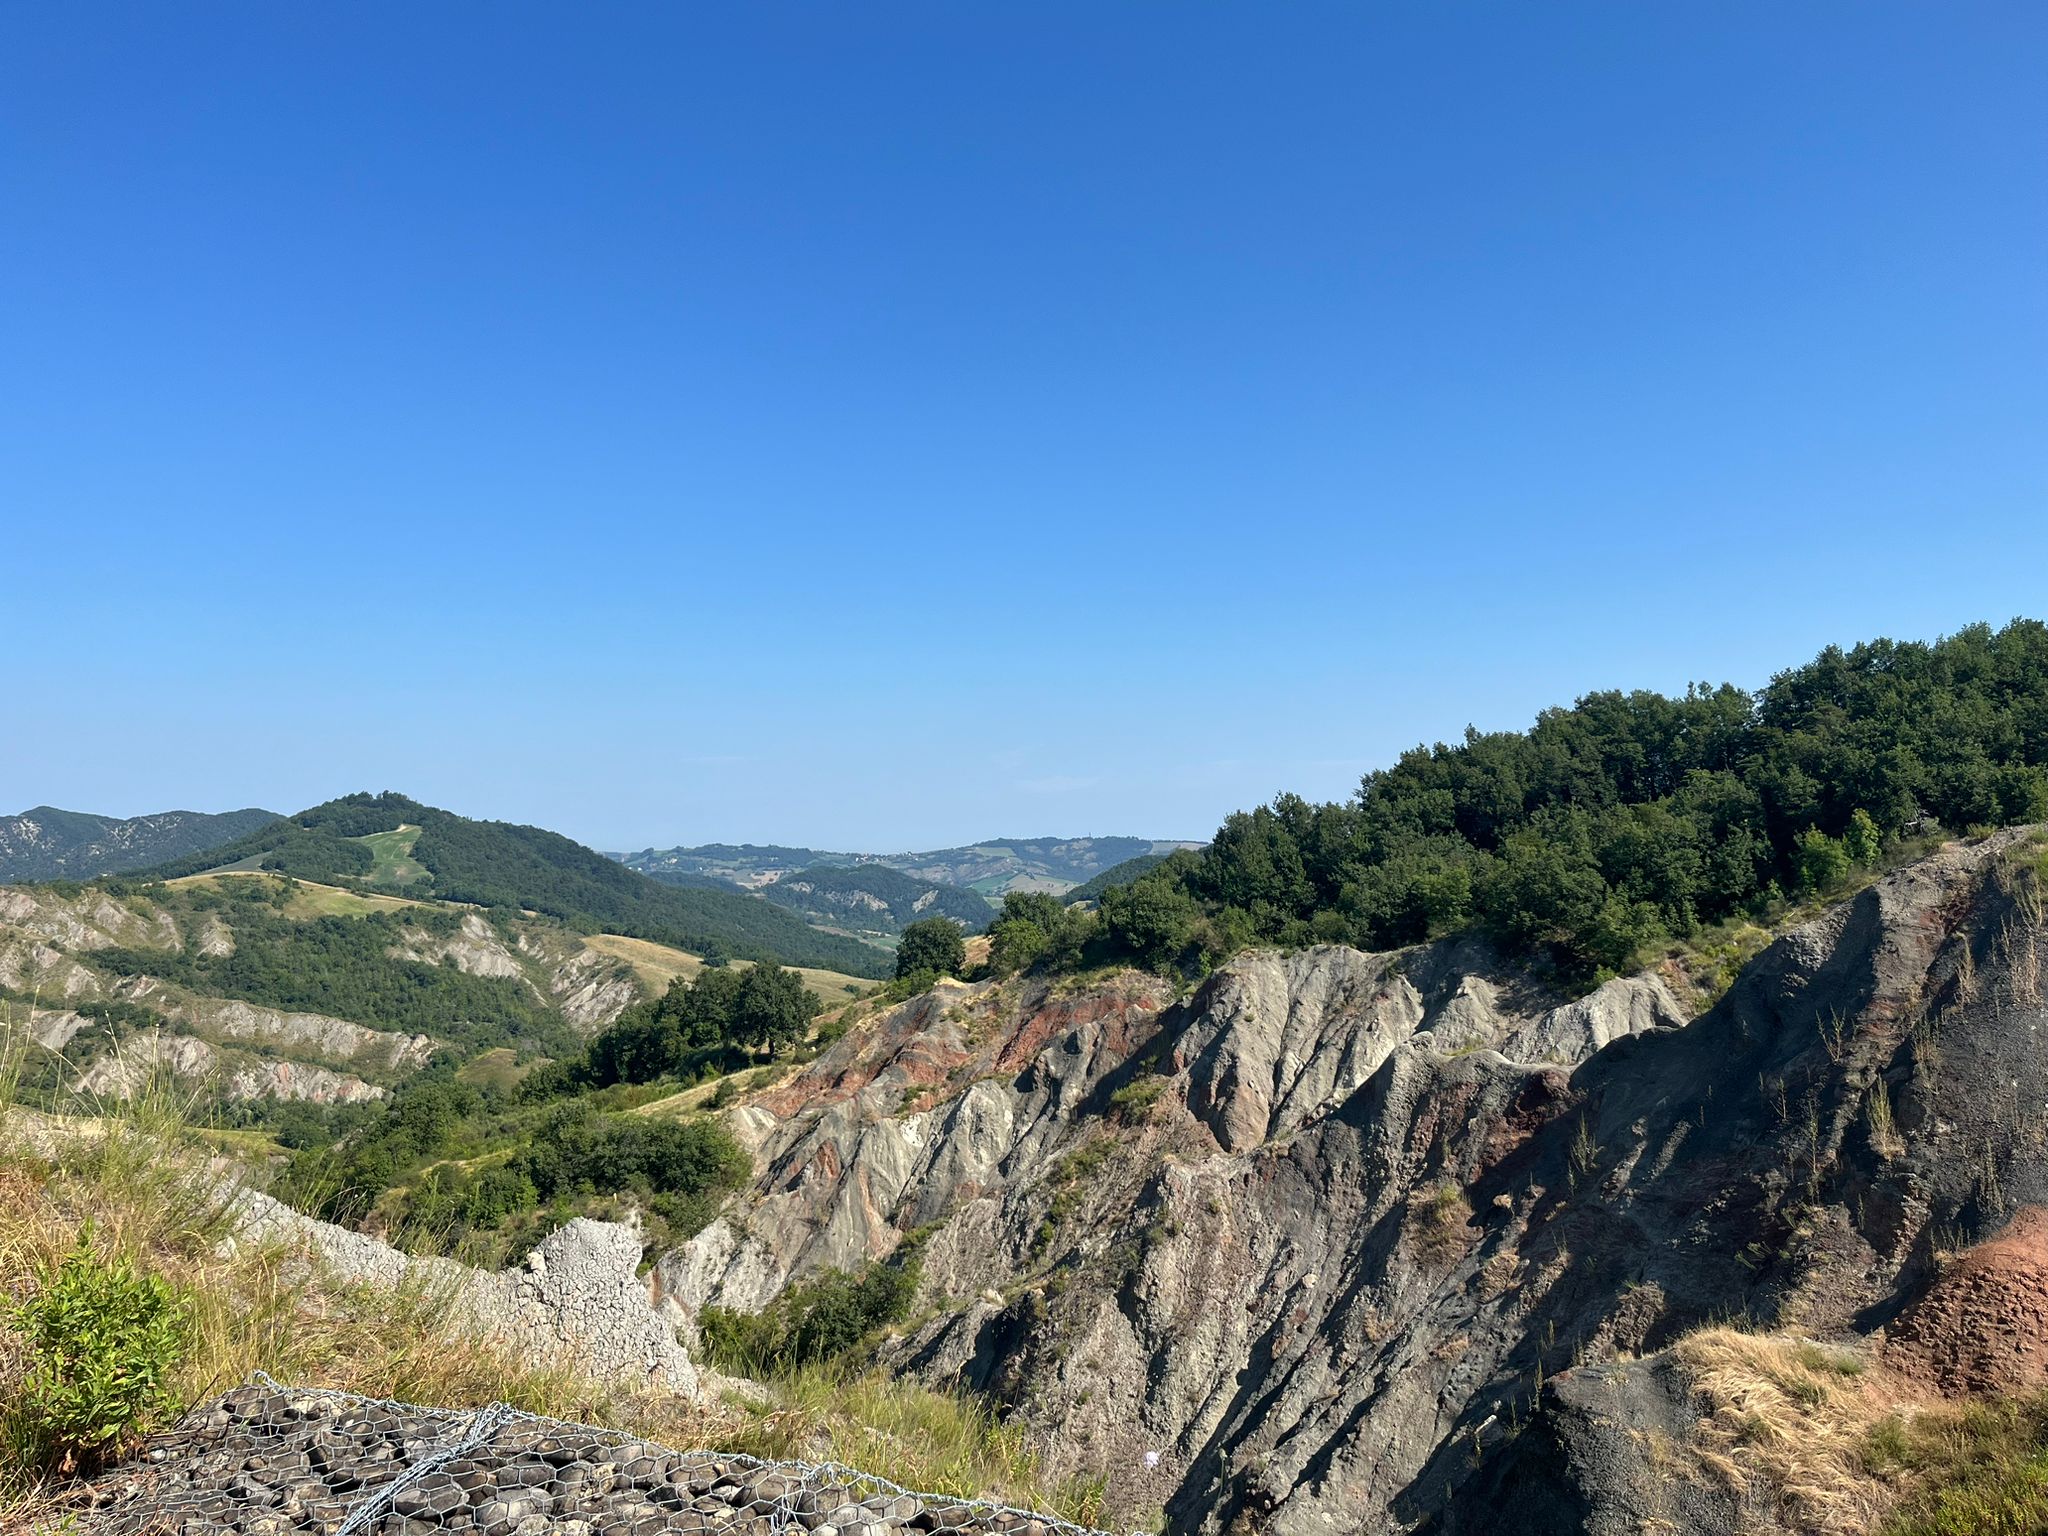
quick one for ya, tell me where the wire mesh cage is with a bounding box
[67,1375,1121,1536]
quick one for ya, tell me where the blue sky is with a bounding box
[3,4,2043,852]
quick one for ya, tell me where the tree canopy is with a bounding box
[535,961,822,1095]
[1073,622,2048,981]
[894,917,966,980]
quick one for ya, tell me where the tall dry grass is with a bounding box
[1677,1326,1909,1533]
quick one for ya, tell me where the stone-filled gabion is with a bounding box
[66,1379,1108,1536]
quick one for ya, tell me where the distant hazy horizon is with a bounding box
[7,5,2043,852]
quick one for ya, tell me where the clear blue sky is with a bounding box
[4,4,2043,852]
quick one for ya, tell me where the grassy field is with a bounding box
[167,871,432,920]
[455,1047,543,1093]
[355,824,428,886]
[581,934,871,1007]
[632,1062,799,1120]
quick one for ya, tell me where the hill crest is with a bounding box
[136,792,893,979]
[0,805,282,882]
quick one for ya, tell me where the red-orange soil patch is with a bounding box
[1887,1204,2048,1395]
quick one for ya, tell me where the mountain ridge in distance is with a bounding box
[619,834,1204,897]
[0,804,284,882]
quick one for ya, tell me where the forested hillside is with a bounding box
[0,805,281,881]
[1041,621,2048,981]
[85,884,574,1055]
[142,793,892,978]
[1063,853,1169,904]
[759,864,993,940]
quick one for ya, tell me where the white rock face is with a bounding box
[0,886,180,951]
[74,1032,221,1095]
[20,1009,86,1051]
[195,999,434,1072]
[73,1032,387,1104]
[222,1060,387,1104]
[0,934,105,998]
[499,1219,699,1394]
[391,912,525,978]
[547,946,643,1032]
[230,1196,697,1394]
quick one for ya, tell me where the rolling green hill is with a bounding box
[0,804,282,881]
[1063,852,1171,904]
[142,793,893,978]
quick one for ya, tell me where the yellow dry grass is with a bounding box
[580,934,873,1008]
[166,872,432,920]
[0,1084,1102,1526]
[1675,1326,1917,1534]
[581,932,710,991]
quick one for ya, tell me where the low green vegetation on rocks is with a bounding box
[699,1254,922,1377]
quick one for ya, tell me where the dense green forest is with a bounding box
[1040,623,2048,982]
[82,879,576,1057]
[0,804,282,882]
[526,963,821,1095]
[136,793,893,978]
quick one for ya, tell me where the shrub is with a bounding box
[1107,1079,1166,1121]
[896,919,966,981]
[510,1103,750,1223]
[4,1229,188,1472]
[1796,828,1854,897]
[700,1255,922,1376]
[1098,878,1208,975]
[1404,1183,1474,1268]
[1868,1393,2048,1536]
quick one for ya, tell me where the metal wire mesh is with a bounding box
[70,1375,1120,1536]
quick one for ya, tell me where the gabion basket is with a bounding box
[64,1376,1122,1536]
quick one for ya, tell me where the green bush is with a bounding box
[510,1103,751,1221]
[1796,828,1853,896]
[4,1231,188,1472]
[700,1255,922,1376]
[1870,1393,2048,1536]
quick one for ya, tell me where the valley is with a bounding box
[7,622,2048,1534]
[619,836,1204,899]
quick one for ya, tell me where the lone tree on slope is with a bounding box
[895,917,966,981]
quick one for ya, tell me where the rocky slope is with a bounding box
[664,831,2048,1533]
[0,882,647,1104]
